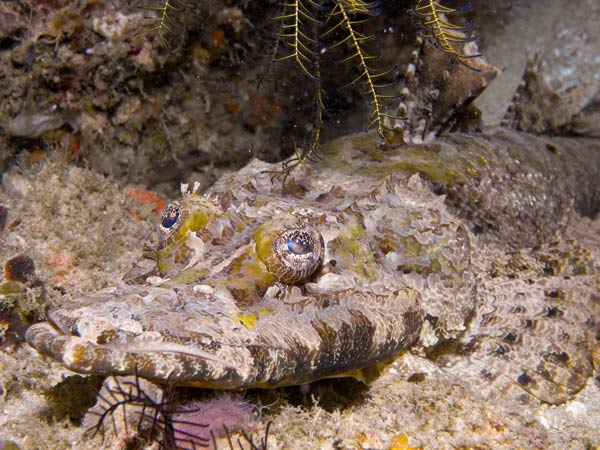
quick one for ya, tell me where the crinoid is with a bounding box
[215,422,270,450]
[86,371,270,450]
[145,0,188,47]
[409,0,481,71]
[145,1,400,179]
[270,0,400,181]
[144,0,481,180]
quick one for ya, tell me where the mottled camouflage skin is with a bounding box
[26,127,600,404]
[26,143,470,389]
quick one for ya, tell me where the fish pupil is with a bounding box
[286,232,312,255]
[161,207,180,228]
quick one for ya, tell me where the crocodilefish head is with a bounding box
[26,160,473,388]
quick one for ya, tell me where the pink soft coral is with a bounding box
[172,393,257,450]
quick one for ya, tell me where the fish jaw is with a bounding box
[25,160,473,388]
[26,286,424,388]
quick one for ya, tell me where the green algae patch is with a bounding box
[253,197,272,208]
[351,134,388,161]
[0,440,21,450]
[322,133,483,186]
[400,235,424,258]
[237,311,258,329]
[320,140,354,173]
[351,133,379,150]
[235,218,251,233]
[168,268,211,285]
[173,198,219,242]
[236,307,274,329]
[210,246,275,305]
[157,198,220,275]
[329,215,378,280]
[231,250,273,283]
[156,237,194,274]
[0,281,25,296]
[254,221,276,265]
[390,146,476,185]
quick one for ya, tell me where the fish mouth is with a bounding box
[25,287,425,389]
[25,318,243,388]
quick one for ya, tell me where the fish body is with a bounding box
[24,38,600,404]
[26,126,600,403]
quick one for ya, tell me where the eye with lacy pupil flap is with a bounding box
[255,221,324,284]
[161,204,180,229]
[287,231,313,255]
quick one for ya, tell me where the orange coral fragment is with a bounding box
[44,248,82,289]
[127,188,166,218]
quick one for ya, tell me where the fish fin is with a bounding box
[563,90,600,137]
[502,55,600,135]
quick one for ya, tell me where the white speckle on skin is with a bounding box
[193,284,215,295]
[147,276,169,285]
[307,272,356,293]
[263,285,281,300]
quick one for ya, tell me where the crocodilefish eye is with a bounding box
[161,203,181,229]
[254,218,324,284]
[158,202,183,241]
[155,195,222,277]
